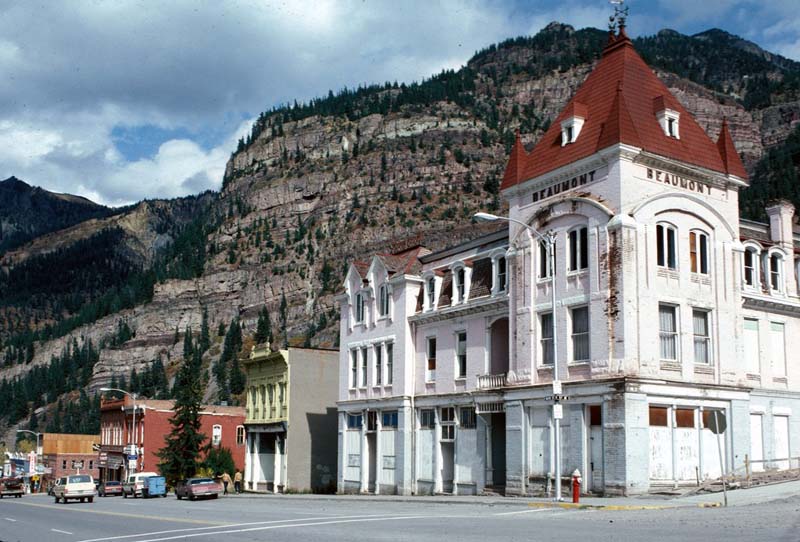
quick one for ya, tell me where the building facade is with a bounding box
[337,27,800,496]
[243,345,338,493]
[99,398,245,482]
[40,433,100,489]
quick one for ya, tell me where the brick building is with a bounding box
[338,23,800,496]
[99,398,245,482]
[38,433,99,490]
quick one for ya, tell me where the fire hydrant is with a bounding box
[571,469,582,503]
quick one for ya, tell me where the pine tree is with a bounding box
[183,326,194,360]
[157,352,207,486]
[254,307,272,345]
[199,308,210,353]
[279,292,288,346]
[229,357,245,396]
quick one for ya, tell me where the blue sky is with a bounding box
[0,0,797,206]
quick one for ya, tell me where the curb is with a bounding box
[528,501,722,511]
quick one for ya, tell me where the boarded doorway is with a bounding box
[587,405,603,492]
[490,413,506,487]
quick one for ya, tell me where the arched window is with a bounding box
[426,276,436,310]
[378,284,390,317]
[656,223,677,270]
[354,292,365,323]
[212,425,222,446]
[768,252,784,292]
[568,226,588,272]
[538,239,555,278]
[495,256,507,293]
[689,230,709,274]
[743,246,760,287]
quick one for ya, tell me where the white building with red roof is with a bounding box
[337,23,800,496]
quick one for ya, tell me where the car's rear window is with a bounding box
[105,481,121,486]
[69,475,92,483]
[190,478,214,485]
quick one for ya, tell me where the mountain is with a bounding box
[2,22,800,438]
[0,177,118,256]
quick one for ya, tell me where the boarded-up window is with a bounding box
[770,322,786,377]
[744,319,760,374]
[675,408,695,428]
[649,406,668,426]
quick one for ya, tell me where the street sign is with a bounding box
[552,380,562,395]
[544,395,571,402]
[707,411,727,434]
[553,404,563,420]
[127,454,138,461]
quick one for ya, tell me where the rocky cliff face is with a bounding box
[2,23,800,431]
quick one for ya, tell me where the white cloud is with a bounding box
[0,1,796,206]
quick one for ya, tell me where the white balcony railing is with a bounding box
[477,373,507,390]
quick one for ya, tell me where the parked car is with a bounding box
[98,480,123,497]
[52,474,95,503]
[141,476,166,498]
[0,477,24,498]
[122,472,158,498]
[175,478,222,500]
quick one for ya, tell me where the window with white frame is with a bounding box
[236,425,245,446]
[426,336,437,382]
[693,309,711,364]
[378,284,390,318]
[460,407,477,429]
[744,247,759,287]
[769,253,783,292]
[659,304,679,360]
[540,312,554,365]
[455,267,467,303]
[440,407,455,440]
[561,115,585,146]
[385,342,394,385]
[212,424,222,446]
[689,230,709,274]
[770,322,786,377]
[350,350,358,388]
[538,239,555,279]
[571,306,590,361]
[455,331,467,379]
[568,227,589,272]
[354,292,365,323]
[656,224,677,269]
[426,276,436,310]
[744,318,760,374]
[360,347,368,387]
[420,409,435,429]
[374,343,383,386]
[496,256,507,293]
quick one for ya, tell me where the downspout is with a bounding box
[410,318,417,495]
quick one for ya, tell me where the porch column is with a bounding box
[375,411,382,495]
[360,410,368,493]
[273,434,280,493]
[434,408,442,494]
[505,400,526,496]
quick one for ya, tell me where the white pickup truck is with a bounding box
[53,474,95,503]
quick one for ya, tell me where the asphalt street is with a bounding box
[1,491,799,542]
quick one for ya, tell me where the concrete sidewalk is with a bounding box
[223,479,800,510]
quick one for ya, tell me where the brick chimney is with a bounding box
[766,200,795,249]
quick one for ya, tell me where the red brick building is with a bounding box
[99,398,245,482]
[38,433,100,491]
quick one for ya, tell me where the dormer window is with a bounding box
[455,267,466,303]
[654,97,680,139]
[496,256,507,293]
[560,102,587,146]
[743,246,760,287]
[378,284,390,318]
[768,252,784,292]
[425,276,437,311]
[354,292,365,323]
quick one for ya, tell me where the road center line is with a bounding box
[73,514,402,542]
[52,529,74,535]
[4,517,17,522]
[494,508,552,516]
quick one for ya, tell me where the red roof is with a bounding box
[501,29,749,190]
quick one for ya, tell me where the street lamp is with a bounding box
[475,211,563,501]
[99,387,138,475]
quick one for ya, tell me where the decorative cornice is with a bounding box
[408,295,508,325]
[743,294,800,317]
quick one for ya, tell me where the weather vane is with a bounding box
[608,0,629,32]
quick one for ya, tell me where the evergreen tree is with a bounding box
[203,446,236,477]
[229,357,245,396]
[157,352,207,486]
[183,326,194,360]
[279,292,288,346]
[254,306,272,345]
[199,308,211,353]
